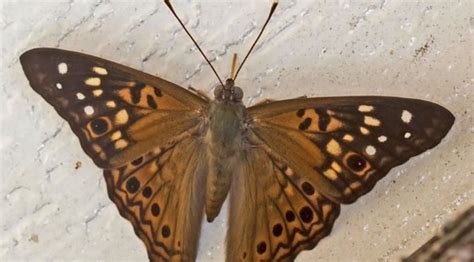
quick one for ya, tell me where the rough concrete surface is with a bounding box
[1,0,473,261]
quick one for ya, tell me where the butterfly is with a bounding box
[20,1,454,261]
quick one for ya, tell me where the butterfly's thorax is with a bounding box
[205,97,247,222]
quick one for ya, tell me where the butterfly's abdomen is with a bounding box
[205,101,246,222]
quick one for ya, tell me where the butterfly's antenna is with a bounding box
[233,0,278,81]
[164,0,225,87]
[230,53,238,80]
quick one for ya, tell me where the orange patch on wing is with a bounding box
[118,88,132,103]
[264,110,343,133]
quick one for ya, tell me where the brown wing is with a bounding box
[248,96,454,204]
[226,144,340,261]
[104,137,207,261]
[20,48,207,169]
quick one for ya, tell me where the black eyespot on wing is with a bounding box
[272,224,283,237]
[90,118,109,135]
[285,210,295,222]
[299,206,313,223]
[126,177,140,193]
[257,241,267,254]
[151,203,160,216]
[142,186,152,198]
[301,182,315,195]
[346,154,366,171]
[162,225,170,238]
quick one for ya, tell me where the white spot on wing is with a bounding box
[58,63,68,74]
[404,132,412,139]
[55,83,63,89]
[115,109,129,124]
[343,134,354,142]
[84,106,94,115]
[364,116,381,126]
[85,77,101,86]
[378,135,387,142]
[326,139,342,156]
[401,110,412,123]
[115,139,128,149]
[76,92,85,100]
[93,66,108,75]
[106,101,116,108]
[93,89,103,97]
[360,127,370,135]
[358,105,374,112]
[111,131,122,140]
[365,145,376,156]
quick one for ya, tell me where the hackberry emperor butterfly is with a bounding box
[20,0,455,261]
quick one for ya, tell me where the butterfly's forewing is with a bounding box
[20,48,207,169]
[104,137,207,261]
[248,97,454,203]
[227,145,340,261]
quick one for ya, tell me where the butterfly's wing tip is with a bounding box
[20,48,46,64]
[435,104,456,136]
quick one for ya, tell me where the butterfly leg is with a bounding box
[188,86,211,101]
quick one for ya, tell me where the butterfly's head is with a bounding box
[214,78,243,103]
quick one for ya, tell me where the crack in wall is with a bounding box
[55,0,104,47]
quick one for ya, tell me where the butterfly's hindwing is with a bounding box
[249,96,455,204]
[104,137,207,261]
[227,145,340,261]
[20,48,207,168]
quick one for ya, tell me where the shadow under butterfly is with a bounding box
[20,0,455,261]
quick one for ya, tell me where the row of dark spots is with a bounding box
[130,82,162,109]
[125,157,162,218]
[296,108,330,131]
[315,108,330,131]
[126,177,161,216]
[256,207,315,255]
[125,157,144,193]
[123,159,171,240]
[130,83,146,104]
[296,109,312,130]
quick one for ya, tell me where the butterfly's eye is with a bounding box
[232,86,243,102]
[214,86,224,100]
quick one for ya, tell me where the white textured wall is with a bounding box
[1,0,473,261]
